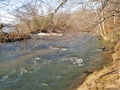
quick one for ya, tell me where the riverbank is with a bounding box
[0,30,85,43]
[76,41,120,90]
[0,31,31,43]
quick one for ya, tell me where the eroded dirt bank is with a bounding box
[76,41,120,90]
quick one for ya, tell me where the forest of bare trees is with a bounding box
[0,0,120,42]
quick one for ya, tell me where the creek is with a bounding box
[0,33,111,90]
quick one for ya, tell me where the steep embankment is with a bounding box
[77,41,120,90]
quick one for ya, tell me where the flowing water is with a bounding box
[0,33,111,90]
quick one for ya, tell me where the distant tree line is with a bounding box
[0,0,120,43]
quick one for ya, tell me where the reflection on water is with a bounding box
[0,33,111,90]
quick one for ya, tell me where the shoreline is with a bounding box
[0,32,91,44]
[76,41,120,90]
[68,50,113,90]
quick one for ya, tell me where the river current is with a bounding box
[0,33,110,90]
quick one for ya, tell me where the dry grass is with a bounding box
[7,32,31,41]
[77,61,120,90]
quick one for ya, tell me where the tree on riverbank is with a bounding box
[12,0,69,33]
[89,0,120,41]
[0,0,120,42]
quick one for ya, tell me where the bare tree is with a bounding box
[89,0,120,40]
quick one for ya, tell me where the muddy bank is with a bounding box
[0,31,31,43]
[68,50,113,90]
[76,41,120,90]
[77,62,120,90]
